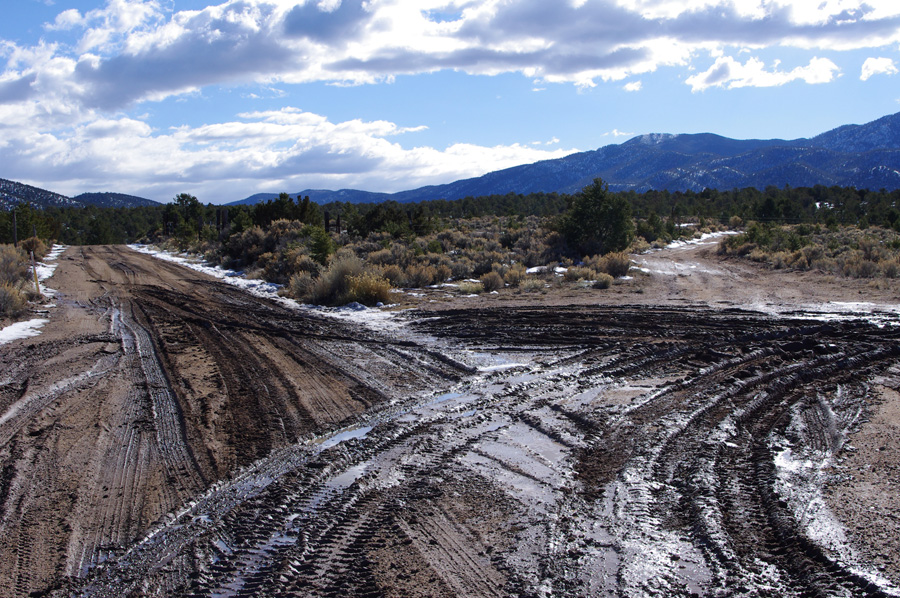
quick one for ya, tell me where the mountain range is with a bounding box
[229,111,900,206]
[3,111,900,211]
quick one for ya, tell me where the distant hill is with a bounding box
[0,178,81,210]
[74,192,160,208]
[226,189,392,206]
[0,179,160,210]
[229,111,900,206]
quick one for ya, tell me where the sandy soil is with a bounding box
[1,239,898,597]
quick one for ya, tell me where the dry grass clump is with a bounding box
[479,271,504,292]
[592,273,615,289]
[0,244,32,318]
[405,264,438,287]
[458,281,484,294]
[583,252,632,277]
[346,272,392,305]
[520,277,546,292]
[20,237,48,260]
[504,263,526,287]
[0,283,27,317]
[0,245,29,285]
[289,253,392,306]
[564,266,597,282]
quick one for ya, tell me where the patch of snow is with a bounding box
[665,231,738,250]
[0,318,49,346]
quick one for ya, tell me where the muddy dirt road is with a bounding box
[0,245,465,597]
[2,244,900,597]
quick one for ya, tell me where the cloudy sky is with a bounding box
[2,0,900,204]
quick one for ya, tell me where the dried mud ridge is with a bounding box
[42,293,900,597]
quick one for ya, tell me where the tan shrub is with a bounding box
[0,245,28,285]
[504,263,526,287]
[449,257,474,280]
[585,252,631,277]
[288,272,315,300]
[520,277,545,292]
[879,259,900,278]
[480,271,504,292]
[380,264,408,287]
[592,273,614,289]
[346,272,392,305]
[306,254,365,305]
[20,237,48,260]
[367,248,395,266]
[458,281,484,294]
[564,266,597,282]
[433,264,452,284]
[0,283,26,317]
[405,264,437,288]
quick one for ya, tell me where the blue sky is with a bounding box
[1,0,899,204]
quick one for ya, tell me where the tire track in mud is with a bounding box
[11,249,900,597]
[1,246,471,598]
[55,304,900,598]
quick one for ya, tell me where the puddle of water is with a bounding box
[316,425,374,450]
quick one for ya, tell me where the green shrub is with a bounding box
[480,271,504,292]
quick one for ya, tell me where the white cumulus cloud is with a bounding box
[860,56,898,80]
[686,55,839,91]
[0,106,578,201]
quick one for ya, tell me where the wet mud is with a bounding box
[1,246,899,597]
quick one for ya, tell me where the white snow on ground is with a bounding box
[0,318,49,346]
[0,244,65,346]
[664,230,738,250]
[34,244,66,297]
[526,266,567,275]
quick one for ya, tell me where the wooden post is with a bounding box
[31,251,41,298]
[12,210,17,247]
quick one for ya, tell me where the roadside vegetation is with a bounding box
[719,222,900,279]
[0,238,47,319]
[2,181,900,307]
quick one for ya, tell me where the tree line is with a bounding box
[2,183,899,248]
